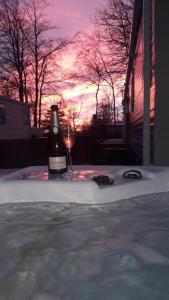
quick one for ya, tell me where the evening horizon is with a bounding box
[43,0,110,127]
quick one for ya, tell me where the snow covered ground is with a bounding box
[1,194,169,299]
[0,166,169,299]
[0,169,18,177]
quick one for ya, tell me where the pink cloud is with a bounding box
[47,0,105,37]
[45,0,107,124]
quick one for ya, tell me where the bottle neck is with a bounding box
[51,110,59,134]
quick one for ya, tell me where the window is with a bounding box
[0,104,6,124]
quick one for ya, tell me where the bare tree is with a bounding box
[0,0,30,102]
[76,32,105,117]
[0,0,72,127]
[75,0,134,125]
[94,0,134,71]
[41,100,65,132]
[24,0,70,127]
[66,102,80,131]
[76,30,120,123]
[98,100,114,125]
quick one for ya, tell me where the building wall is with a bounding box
[126,0,155,164]
[0,96,31,140]
[125,0,169,165]
[149,0,155,163]
[153,0,169,165]
[128,20,144,161]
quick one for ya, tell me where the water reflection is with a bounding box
[17,169,112,182]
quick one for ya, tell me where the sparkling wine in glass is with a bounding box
[63,125,75,171]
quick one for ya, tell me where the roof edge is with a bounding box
[0,95,30,107]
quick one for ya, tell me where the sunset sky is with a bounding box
[48,0,105,38]
[45,0,108,126]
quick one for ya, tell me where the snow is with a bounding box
[0,169,18,177]
[1,193,169,299]
[1,166,169,299]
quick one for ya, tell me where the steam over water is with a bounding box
[1,192,169,299]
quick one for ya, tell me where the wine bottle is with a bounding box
[48,105,67,174]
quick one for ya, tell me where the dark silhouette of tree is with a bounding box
[41,101,65,132]
[0,0,71,127]
[76,0,134,125]
[65,102,80,132]
[94,0,134,71]
[76,30,119,123]
[76,32,102,117]
[0,0,30,102]
[98,100,114,125]
[24,0,70,127]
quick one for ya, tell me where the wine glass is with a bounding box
[63,123,75,172]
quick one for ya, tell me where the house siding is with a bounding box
[128,21,144,160]
[125,0,169,165]
[153,0,169,165]
[125,0,155,164]
[0,96,31,140]
[149,0,155,163]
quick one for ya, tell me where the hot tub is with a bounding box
[1,165,169,204]
[0,166,169,299]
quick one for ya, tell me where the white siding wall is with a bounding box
[0,97,31,140]
[128,21,144,160]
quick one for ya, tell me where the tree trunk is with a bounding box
[112,85,116,125]
[19,73,24,102]
[33,37,39,127]
[33,72,38,127]
[95,82,100,117]
[38,93,42,127]
[24,70,28,103]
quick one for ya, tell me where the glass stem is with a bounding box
[68,148,73,171]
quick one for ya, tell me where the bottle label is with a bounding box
[49,156,66,170]
[52,126,58,134]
